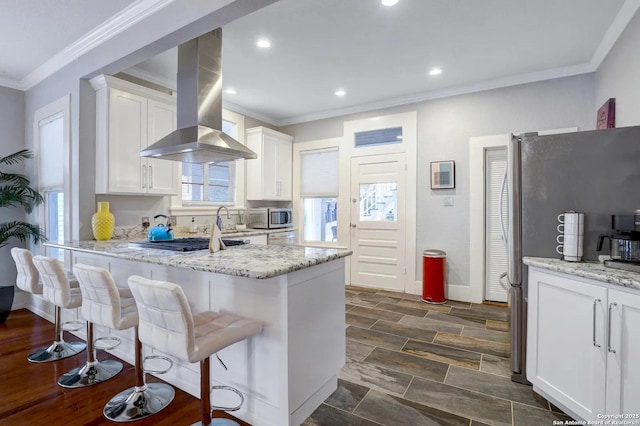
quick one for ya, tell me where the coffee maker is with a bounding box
[598,210,640,272]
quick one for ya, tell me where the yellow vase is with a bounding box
[91,202,115,241]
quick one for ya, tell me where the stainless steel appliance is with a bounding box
[598,213,640,270]
[129,237,246,251]
[267,230,296,246]
[248,208,293,229]
[505,127,640,385]
[140,29,257,164]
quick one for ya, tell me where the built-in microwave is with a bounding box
[248,208,293,229]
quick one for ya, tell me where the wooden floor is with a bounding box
[0,309,249,426]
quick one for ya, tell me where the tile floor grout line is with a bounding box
[401,375,416,398]
[510,400,515,426]
[442,363,452,384]
[350,387,373,415]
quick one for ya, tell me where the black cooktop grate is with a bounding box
[129,238,245,252]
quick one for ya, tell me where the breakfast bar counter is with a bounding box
[41,240,352,426]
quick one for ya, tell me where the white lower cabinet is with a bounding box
[527,267,640,422]
[605,288,640,419]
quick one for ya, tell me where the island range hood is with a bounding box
[141,28,257,164]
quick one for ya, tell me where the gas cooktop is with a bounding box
[129,237,246,252]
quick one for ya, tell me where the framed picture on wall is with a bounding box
[430,160,455,189]
[596,98,615,129]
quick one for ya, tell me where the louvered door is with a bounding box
[485,148,508,302]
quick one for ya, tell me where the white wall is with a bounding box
[281,74,595,292]
[0,86,26,287]
[595,8,640,127]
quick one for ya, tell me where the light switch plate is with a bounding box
[443,197,454,207]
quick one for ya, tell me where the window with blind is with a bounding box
[181,119,238,204]
[300,148,339,243]
[38,113,65,261]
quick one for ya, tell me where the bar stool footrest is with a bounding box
[143,355,173,375]
[210,386,244,412]
[94,336,122,351]
[61,319,84,332]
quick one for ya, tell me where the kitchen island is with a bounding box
[42,240,352,426]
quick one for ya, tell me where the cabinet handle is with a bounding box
[149,165,153,189]
[592,298,601,348]
[142,165,147,188]
[607,302,617,354]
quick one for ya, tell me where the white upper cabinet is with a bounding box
[91,75,178,195]
[246,126,293,201]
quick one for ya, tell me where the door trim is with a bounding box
[343,112,417,293]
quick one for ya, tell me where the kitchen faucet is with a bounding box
[215,206,231,230]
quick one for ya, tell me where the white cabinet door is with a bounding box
[278,139,292,200]
[108,88,147,193]
[527,268,607,421]
[246,127,293,201]
[605,288,640,417]
[146,99,178,195]
[262,134,279,199]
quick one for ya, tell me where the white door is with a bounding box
[485,147,508,302]
[606,289,640,417]
[350,154,405,291]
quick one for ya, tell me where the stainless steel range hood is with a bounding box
[141,28,257,163]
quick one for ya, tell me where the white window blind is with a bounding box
[38,113,64,188]
[300,149,338,196]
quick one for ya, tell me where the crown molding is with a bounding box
[20,0,174,91]
[222,101,280,126]
[276,63,594,126]
[0,76,24,91]
[122,66,177,91]
[590,0,640,69]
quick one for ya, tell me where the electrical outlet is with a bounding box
[443,197,454,207]
[169,215,177,227]
[142,216,150,228]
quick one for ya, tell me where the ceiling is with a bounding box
[0,0,636,126]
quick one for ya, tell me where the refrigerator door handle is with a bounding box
[499,272,510,292]
[499,168,508,250]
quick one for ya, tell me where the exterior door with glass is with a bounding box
[350,154,405,290]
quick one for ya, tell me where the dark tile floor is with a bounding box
[303,286,571,426]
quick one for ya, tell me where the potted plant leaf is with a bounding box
[0,149,46,323]
[236,209,247,231]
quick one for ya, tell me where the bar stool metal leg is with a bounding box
[103,328,175,422]
[58,321,123,388]
[27,306,86,363]
[191,357,243,426]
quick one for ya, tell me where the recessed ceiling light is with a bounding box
[429,67,443,76]
[225,88,237,95]
[381,0,399,6]
[334,89,346,97]
[256,39,271,48]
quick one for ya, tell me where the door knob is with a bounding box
[350,224,357,228]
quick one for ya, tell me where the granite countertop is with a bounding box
[523,257,640,290]
[44,240,351,280]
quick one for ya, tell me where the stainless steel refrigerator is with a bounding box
[505,126,640,384]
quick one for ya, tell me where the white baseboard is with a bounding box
[11,290,27,310]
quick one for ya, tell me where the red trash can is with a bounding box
[422,249,446,304]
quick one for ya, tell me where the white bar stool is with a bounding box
[26,254,86,362]
[55,263,137,388]
[127,275,262,426]
[67,265,175,422]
